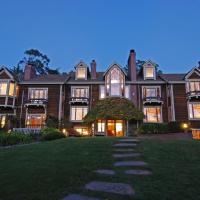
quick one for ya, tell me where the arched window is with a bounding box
[105,66,124,96]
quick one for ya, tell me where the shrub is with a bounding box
[67,128,81,137]
[137,123,170,134]
[46,116,59,128]
[40,128,65,141]
[168,121,182,133]
[0,132,33,146]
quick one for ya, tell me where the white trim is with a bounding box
[143,105,163,123]
[71,86,90,98]
[58,84,63,122]
[170,84,176,121]
[70,105,88,122]
[0,67,14,79]
[103,62,127,76]
[99,85,105,99]
[187,101,200,120]
[185,67,200,80]
[75,61,88,80]
[28,87,48,100]
[141,85,161,99]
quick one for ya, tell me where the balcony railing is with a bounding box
[187,91,200,99]
[25,99,48,107]
[143,96,163,104]
[69,97,89,104]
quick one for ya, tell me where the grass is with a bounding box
[0,137,200,200]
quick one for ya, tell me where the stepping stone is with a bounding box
[85,181,135,196]
[113,153,140,158]
[119,139,140,142]
[94,169,115,175]
[113,143,137,147]
[114,160,147,167]
[114,148,135,152]
[62,194,101,200]
[125,169,152,175]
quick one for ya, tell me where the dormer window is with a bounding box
[75,62,88,80]
[143,62,156,80]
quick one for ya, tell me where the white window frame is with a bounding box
[187,102,200,120]
[25,113,46,128]
[143,66,156,80]
[71,86,89,98]
[75,67,87,80]
[125,85,130,99]
[70,106,88,122]
[186,81,200,93]
[28,88,48,100]
[143,106,163,123]
[0,80,16,97]
[97,119,106,133]
[99,85,105,99]
[142,86,161,98]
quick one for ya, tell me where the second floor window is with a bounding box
[143,86,160,98]
[0,82,7,95]
[29,88,48,99]
[71,87,89,98]
[186,81,200,92]
[71,106,88,121]
[99,85,105,99]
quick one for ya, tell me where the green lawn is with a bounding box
[0,137,200,200]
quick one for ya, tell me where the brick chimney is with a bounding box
[24,64,36,80]
[128,49,137,81]
[91,60,97,79]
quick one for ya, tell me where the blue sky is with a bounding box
[0,0,199,73]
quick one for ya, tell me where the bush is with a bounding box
[40,128,65,141]
[137,123,169,134]
[0,132,33,146]
[46,116,59,128]
[67,128,81,137]
[168,121,182,133]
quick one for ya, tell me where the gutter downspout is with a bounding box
[19,90,24,128]
[58,84,63,128]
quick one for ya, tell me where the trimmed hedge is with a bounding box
[137,122,183,134]
[0,132,33,146]
[40,128,65,141]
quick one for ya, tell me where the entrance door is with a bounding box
[107,120,124,137]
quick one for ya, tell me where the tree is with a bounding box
[84,97,144,124]
[16,49,60,75]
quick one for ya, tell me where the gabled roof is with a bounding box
[74,60,89,69]
[143,60,157,67]
[0,66,15,80]
[20,74,70,84]
[184,67,200,80]
[103,62,127,76]
[159,73,185,82]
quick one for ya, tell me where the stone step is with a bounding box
[62,194,101,200]
[114,148,135,152]
[94,169,115,175]
[85,181,135,196]
[119,139,140,142]
[114,160,147,167]
[125,169,152,175]
[113,143,137,147]
[113,153,141,158]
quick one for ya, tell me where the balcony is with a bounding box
[143,96,163,105]
[25,99,48,107]
[187,91,200,100]
[69,97,89,105]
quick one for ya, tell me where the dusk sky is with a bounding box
[0,0,199,73]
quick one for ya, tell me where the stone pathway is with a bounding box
[125,169,152,175]
[113,153,140,158]
[85,181,135,196]
[62,194,101,200]
[94,169,115,175]
[62,137,152,199]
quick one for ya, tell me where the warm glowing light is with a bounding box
[62,129,66,134]
[182,123,188,129]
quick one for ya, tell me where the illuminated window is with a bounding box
[187,82,200,92]
[105,66,124,97]
[125,86,130,99]
[71,87,89,98]
[76,67,86,79]
[29,88,48,99]
[9,82,15,96]
[144,66,155,80]
[0,116,6,128]
[97,120,106,132]
[75,127,89,136]
[99,86,105,99]
[143,87,160,98]
[189,103,200,119]
[26,114,46,128]
[71,106,88,121]
[144,107,162,123]
[0,82,7,95]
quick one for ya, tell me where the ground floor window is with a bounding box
[26,114,46,128]
[107,120,124,137]
[143,107,162,123]
[0,115,6,128]
[97,120,106,132]
[74,127,89,136]
[188,103,200,119]
[70,106,88,121]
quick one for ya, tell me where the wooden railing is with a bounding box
[69,97,89,104]
[187,91,200,99]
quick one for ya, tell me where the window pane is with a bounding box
[0,82,7,95]
[71,107,76,120]
[0,116,6,128]
[145,67,154,78]
[29,89,48,99]
[125,86,130,99]
[71,88,89,98]
[9,83,15,96]
[71,107,88,121]
[144,107,161,123]
[146,88,156,97]
[77,67,86,79]
[100,86,105,99]
[97,120,105,132]
[192,104,200,119]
